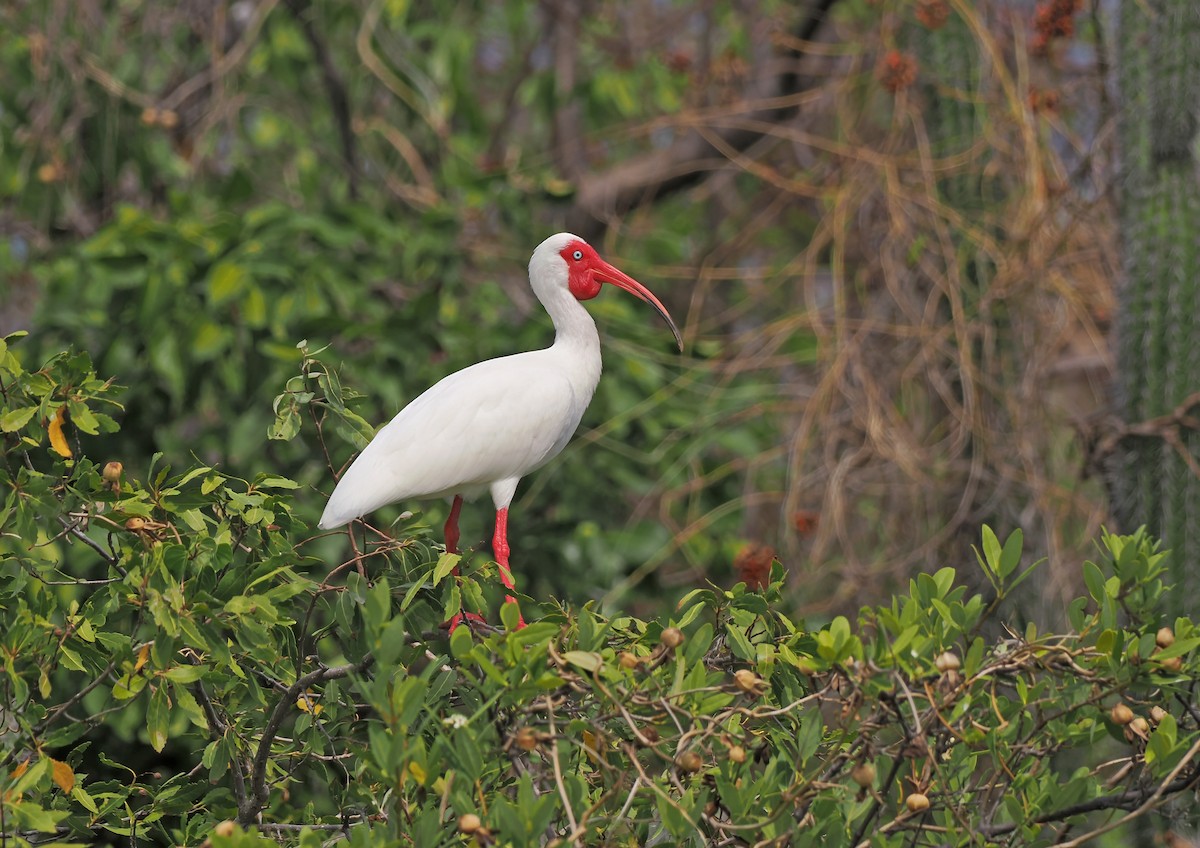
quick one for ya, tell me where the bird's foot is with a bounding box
[444,610,488,632]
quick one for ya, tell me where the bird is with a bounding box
[318,233,682,629]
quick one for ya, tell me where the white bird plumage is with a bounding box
[318,232,681,627]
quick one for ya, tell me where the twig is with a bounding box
[281,0,359,199]
[546,696,581,845]
[56,515,127,578]
[193,682,251,814]
[565,0,842,237]
[161,0,282,112]
[850,754,907,848]
[239,654,376,825]
[978,744,1200,840]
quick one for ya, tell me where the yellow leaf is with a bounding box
[581,729,607,765]
[296,692,322,715]
[50,759,75,794]
[407,761,426,785]
[9,757,29,780]
[48,406,71,458]
[134,644,150,673]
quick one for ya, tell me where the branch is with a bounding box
[193,682,251,815]
[979,761,1200,839]
[57,515,127,578]
[564,0,841,238]
[239,654,375,825]
[282,0,360,199]
[31,658,118,737]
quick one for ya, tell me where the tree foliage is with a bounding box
[2,338,1198,846]
[3,0,1125,621]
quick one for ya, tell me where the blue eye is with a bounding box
[572,250,583,260]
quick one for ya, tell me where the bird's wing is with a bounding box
[318,353,586,528]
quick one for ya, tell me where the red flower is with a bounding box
[735,544,776,590]
[877,51,919,93]
[915,0,950,31]
[1032,0,1083,55]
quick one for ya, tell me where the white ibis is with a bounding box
[319,233,681,629]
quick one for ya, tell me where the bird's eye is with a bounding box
[572,250,583,261]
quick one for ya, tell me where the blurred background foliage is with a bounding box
[1,0,1126,621]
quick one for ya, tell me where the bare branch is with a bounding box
[240,654,376,825]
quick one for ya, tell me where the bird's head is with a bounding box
[531,233,683,350]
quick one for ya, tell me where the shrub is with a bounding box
[1,338,1197,846]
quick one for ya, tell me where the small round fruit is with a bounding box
[458,813,482,834]
[905,792,930,813]
[1157,655,1183,673]
[850,762,876,787]
[728,745,746,764]
[213,820,236,837]
[1150,706,1168,725]
[660,627,685,649]
[935,651,961,672]
[125,517,146,532]
[102,461,123,484]
[1110,703,1134,726]
[734,669,764,694]
[1156,627,1175,649]
[1129,716,1150,736]
[619,651,640,669]
[677,752,703,773]
[515,727,537,752]
[641,726,660,744]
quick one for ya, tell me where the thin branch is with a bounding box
[546,696,581,845]
[564,0,842,237]
[979,758,1200,839]
[240,654,376,825]
[193,682,251,814]
[281,0,359,199]
[55,515,126,577]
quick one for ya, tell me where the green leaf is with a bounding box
[442,583,461,621]
[255,474,300,489]
[432,552,461,587]
[981,525,1001,574]
[562,651,602,672]
[0,406,37,432]
[1083,560,1106,602]
[67,400,101,434]
[999,529,1023,578]
[208,260,247,305]
[1145,712,1176,766]
[500,599,522,631]
[59,644,86,672]
[163,665,207,684]
[655,788,693,838]
[147,686,170,752]
[725,621,756,662]
[450,624,473,659]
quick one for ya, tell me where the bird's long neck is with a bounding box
[540,285,603,388]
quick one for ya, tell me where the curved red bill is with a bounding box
[594,259,683,351]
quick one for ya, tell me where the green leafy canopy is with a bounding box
[0,337,1197,846]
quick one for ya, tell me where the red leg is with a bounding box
[493,508,525,628]
[442,495,484,631]
[443,495,463,554]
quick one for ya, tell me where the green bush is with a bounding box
[24,201,784,606]
[1,338,1198,846]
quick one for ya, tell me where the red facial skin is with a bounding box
[561,241,603,300]
[558,239,683,352]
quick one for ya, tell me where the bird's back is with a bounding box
[318,349,597,529]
